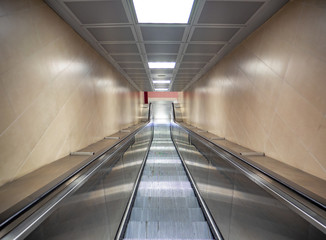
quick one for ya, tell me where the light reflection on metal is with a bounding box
[64,183,135,205]
[104,136,120,140]
[113,160,143,171]
[210,137,225,140]
[185,161,216,170]
[199,183,276,206]
[240,152,265,156]
[70,152,95,156]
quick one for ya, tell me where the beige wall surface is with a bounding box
[0,0,141,186]
[183,0,326,180]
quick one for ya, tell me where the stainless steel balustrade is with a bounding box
[1,120,153,240]
[2,101,326,240]
[171,120,326,240]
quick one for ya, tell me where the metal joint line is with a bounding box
[210,137,225,140]
[240,152,265,157]
[104,136,120,140]
[121,129,131,133]
[70,152,94,156]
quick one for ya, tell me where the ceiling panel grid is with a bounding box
[45,0,288,91]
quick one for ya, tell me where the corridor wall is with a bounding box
[0,0,141,186]
[183,0,326,180]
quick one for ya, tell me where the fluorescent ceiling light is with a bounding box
[133,0,194,23]
[153,80,171,84]
[155,88,169,91]
[148,62,175,69]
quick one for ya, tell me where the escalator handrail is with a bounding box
[171,116,326,234]
[0,106,153,239]
[115,103,154,240]
[171,123,326,233]
[170,122,224,240]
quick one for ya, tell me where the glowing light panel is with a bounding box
[133,0,195,23]
[153,80,171,84]
[148,62,175,69]
[155,88,169,91]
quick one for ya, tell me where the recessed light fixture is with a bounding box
[148,62,175,69]
[133,0,194,24]
[153,80,171,84]
[155,88,169,91]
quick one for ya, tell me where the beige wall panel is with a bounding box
[183,0,326,180]
[0,0,141,185]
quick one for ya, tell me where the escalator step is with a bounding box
[129,207,205,222]
[124,221,212,239]
[133,196,199,208]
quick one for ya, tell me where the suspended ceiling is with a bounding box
[45,0,288,92]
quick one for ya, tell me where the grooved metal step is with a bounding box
[129,207,205,222]
[124,221,212,239]
[123,102,213,239]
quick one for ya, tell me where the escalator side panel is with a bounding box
[26,126,151,240]
[171,124,326,240]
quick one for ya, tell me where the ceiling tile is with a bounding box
[147,55,178,62]
[176,73,196,78]
[102,44,139,54]
[133,79,147,82]
[177,69,199,74]
[118,62,144,68]
[124,69,146,74]
[111,55,142,62]
[191,27,239,42]
[88,27,134,41]
[182,55,213,62]
[127,73,148,78]
[48,0,288,91]
[179,62,206,69]
[145,44,180,54]
[152,73,173,79]
[153,84,170,88]
[65,1,129,24]
[185,43,224,54]
[141,26,185,41]
[133,80,149,84]
[198,1,264,24]
[150,69,174,74]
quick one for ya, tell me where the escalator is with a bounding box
[123,102,213,239]
[0,101,325,239]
